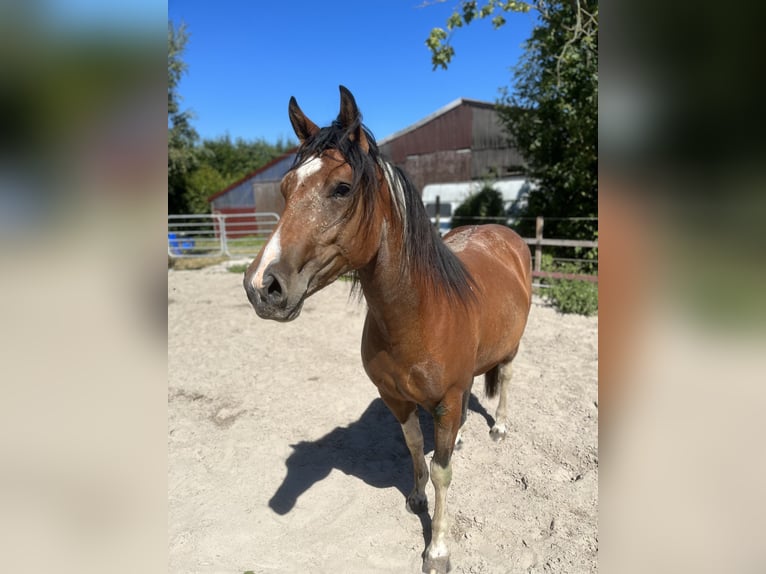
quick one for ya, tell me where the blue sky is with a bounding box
[168,0,537,144]
[47,0,165,29]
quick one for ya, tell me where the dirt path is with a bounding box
[168,263,598,573]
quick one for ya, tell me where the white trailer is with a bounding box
[421,177,533,234]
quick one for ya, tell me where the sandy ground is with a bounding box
[168,262,598,574]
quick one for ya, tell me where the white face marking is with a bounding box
[294,155,324,186]
[252,228,281,289]
[250,157,322,290]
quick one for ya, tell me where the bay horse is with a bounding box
[244,86,532,574]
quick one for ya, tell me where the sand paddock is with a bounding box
[168,263,597,573]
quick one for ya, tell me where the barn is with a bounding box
[378,98,532,232]
[379,98,525,188]
[207,149,296,237]
[207,98,530,233]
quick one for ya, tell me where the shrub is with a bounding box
[541,255,598,316]
[452,185,506,228]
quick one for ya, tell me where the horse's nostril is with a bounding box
[267,276,282,296]
[261,272,285,306]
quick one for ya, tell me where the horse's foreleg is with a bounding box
[401,408,429,514]
[490,361,513,441]
[380,394,429,514]
[423,391,462,574]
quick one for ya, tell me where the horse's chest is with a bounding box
[361,313,473,406]
[361,341,471,410]
[362,350,445,406]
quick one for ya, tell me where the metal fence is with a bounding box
[168,212,279,258]
[168,212,597,284]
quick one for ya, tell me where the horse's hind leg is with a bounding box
[489,362,512,440]
[488,348,518,441]
[454,381,474,450]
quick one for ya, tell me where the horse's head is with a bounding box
[244,86,386,321]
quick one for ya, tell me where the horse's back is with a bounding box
[444,224,531,293]
[444,224,532,372]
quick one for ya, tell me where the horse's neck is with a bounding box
[359,249,419,341]
[356,192,424,339]
[358,219,409,299]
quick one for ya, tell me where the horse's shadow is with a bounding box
[268,398,426,515]
[268,394,494,546]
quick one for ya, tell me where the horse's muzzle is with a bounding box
[244,267,305,322]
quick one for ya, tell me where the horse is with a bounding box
[243,86,532,574]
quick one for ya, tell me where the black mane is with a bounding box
[291,116,476,307]
[387,164,477,307]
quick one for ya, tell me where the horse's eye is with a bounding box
[332,183,352,198]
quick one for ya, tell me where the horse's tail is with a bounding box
[485,345,520,399]
[485,365,500,399]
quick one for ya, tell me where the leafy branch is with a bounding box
[425,0,596,83]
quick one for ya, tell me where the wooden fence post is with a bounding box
[535,216,544,273]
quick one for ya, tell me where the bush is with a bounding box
[541,255,598,316]
[452,185,506,228]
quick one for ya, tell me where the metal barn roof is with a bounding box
[378,98,493,146]
[206,149,297,205]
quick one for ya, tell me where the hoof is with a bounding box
[422,554,451,574]
[406,492,428,514]
[489,424,507,441]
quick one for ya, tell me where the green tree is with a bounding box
[185,164,227,214]
[427,1,598,245]
[166,22,297,214]
[168,21,200,214]
[201,135,295,186]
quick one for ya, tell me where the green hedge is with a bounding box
[541,254,598,316]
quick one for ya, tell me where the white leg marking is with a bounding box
[490,363,512,440]
[455,425,464,448]
[425,458,452,572]
[252,228,281,289]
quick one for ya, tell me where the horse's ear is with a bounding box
[288,96,319,143]
[338,85,369,153]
